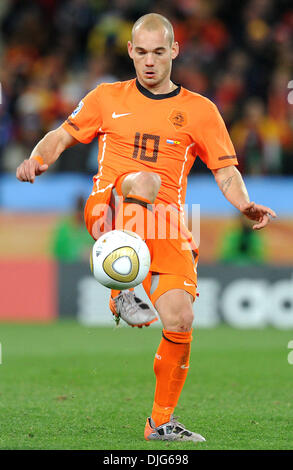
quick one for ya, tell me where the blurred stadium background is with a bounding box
[0,0,292,328]
[1,0,293,452]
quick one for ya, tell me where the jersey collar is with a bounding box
[135,79,181,100]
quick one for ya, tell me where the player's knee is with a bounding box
[131,172,161,202]
[164,306,194,332]
[176,308,194,331]
[156,290,194,332]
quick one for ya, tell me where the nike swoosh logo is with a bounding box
[184,281,194,287]
[181,364,189,369]
[112,112,131,119]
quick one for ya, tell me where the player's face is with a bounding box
[128,27,179,92]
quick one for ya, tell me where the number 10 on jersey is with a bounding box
[132,132,160,163]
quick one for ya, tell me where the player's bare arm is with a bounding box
[16,126,78,184]
[212,165,277,230]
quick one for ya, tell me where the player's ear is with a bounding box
[171,41,179,60]
[127,41,134,59]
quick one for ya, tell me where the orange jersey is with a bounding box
[62,79,238,211]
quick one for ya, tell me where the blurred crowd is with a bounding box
[0,0,292,176]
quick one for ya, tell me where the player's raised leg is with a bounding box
[144,288,205,442]
[109,171,161,327]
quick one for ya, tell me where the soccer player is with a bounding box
[16,13,276,442]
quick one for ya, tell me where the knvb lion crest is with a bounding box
[168,110,187,129]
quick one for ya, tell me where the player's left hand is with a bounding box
[239,201,277,230]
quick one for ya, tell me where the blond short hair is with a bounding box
[132,13,174,46]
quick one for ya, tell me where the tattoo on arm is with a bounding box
[220,176,233,194]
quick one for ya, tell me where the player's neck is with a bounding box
[137,78,177,95]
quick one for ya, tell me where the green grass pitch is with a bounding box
[0,321,293,450]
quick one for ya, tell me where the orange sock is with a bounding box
[151,329,193,427]
[111,289,121,298]
[116,193,154,240]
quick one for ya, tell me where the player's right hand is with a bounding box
[16,158,49,183]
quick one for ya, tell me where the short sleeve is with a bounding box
[62,86,103,144]
[196,101,238,169]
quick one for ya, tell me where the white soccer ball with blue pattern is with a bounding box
[90,230,151,290]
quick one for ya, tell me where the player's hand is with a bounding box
[239,201,277,230]
[16,158,48,184]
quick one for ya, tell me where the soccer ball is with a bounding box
[90,229,151,290]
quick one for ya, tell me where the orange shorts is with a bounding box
[142,272,196,305]
[84,174,198,302]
